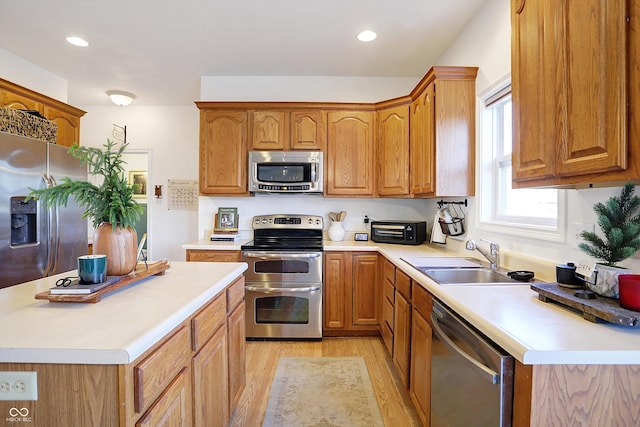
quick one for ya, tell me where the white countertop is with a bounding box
[182,238,640,365]
[0,261,247,365]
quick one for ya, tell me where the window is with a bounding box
[479,77,562,237]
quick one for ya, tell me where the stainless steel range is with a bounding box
[241,214,323,339]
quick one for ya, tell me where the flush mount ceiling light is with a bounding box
[357,30,377,42]
[66,36,89,47]
[107,90,136,107]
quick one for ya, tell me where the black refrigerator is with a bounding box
[0,131,87,288]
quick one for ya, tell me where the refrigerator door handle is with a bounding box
[42,173,59,276]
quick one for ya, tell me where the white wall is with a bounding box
[435,0,640,273]
[0,48,68,102]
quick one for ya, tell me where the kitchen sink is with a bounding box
[415,267,522,285]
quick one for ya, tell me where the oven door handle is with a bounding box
[243,252,321,259]
[245,285,321,293]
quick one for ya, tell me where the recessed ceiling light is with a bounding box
[66,36,89,47]
[357,30,377,42]
[107,90,136,107]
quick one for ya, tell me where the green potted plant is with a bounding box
[29,139,143,276]
[578,183,640,298]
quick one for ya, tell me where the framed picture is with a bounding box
[215,207,238,232]
[129,170,148,198]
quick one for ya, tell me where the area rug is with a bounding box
[262,357,384,427]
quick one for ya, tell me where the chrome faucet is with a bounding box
[466,239,500,270]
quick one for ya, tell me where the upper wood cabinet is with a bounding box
[290,110,326,150]
[409,67,478,197]
[326,110,376,197]
[511,0,639,187]
[198,108,249,196]
[377,100,411,197]
[251,110,288,150]
[250,109,325,151]
[0,78,86,147]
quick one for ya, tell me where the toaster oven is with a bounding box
[371,220,427,245]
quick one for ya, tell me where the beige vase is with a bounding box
[92,223,138,276]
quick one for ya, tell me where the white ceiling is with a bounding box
[0,0,487,106]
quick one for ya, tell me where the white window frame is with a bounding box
[476,75,566,242]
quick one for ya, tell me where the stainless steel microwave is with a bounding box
[249,151,323,193]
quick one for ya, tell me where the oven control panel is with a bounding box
[252,214,323,229]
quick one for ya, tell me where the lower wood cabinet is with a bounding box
[393,290,411,387]
[227,300,246,413]
[186,249,241,262]
[409,281,433,427]
[137,368,192,427]
[323,251,379,334]
[192,326,228,427]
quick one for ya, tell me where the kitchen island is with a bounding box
[0,261,247,426]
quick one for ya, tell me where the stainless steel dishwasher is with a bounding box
[430,300,514,427]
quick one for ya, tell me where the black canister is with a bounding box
[556,262,583,286]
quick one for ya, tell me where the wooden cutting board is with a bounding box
[531,282,639,327]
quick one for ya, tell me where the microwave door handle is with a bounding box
[311,162,316,182]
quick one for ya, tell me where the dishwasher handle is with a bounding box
[430,311,500,384]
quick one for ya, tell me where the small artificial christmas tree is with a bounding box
[579,183,640,267]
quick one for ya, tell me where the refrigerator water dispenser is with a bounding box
[10,196,38,245]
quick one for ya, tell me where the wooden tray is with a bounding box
[531,282,640,327]
[35,260,170,303]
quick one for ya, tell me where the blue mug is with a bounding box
[78,255,107,284]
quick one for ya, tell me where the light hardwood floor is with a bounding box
[230,337,422,426]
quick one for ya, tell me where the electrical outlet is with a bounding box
[572,223,595,249]
[0,372,37,401]
[362,212,370,224]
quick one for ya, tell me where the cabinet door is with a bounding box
[192,326,229,427]
[326,111,375,196]
[393,291,411,388]
[136,368,192,427]
[42,105,81,147]
[352,253,379,326]
[199,110,248,195]
[410,86,435,195]
[378,104,410,196]
[290,110,326,150]
[409,309,432,427]
[251,111,287,150]
[555,0,627,177]
[323,252,350,330]
[511,0,555,182]
[0,89,40,111]
[227,301,246,415]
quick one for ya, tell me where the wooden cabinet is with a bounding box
[251,109,325,151]
[393,270,412,388]
[323,251,379,334]
[409,67,478,197]
[197,108,249,195]
[251,110,288,150]
[186,249,241,262]
[325,110,376,197]
[0,78,86,147]
[227,300,246,413]
[410,283,433,427]
[136,368,192,427]
[511,0,639,187]
[290,110,326,150]
[377,100,411,197]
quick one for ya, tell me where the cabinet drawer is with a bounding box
[383,279,395,304]
[412,283,432,320]
[134,326,190,413]
[226,276,245,313]
[192,294,226,352]
[382,296,394,331]
[383,258,396,284]
[396,269,411,300]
